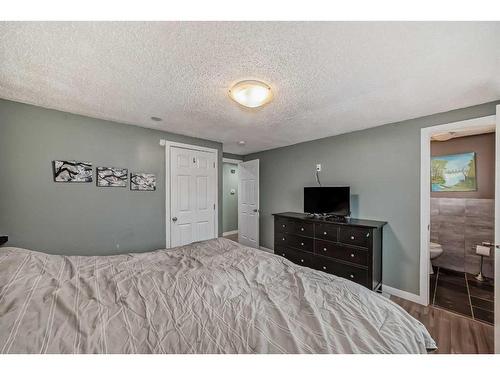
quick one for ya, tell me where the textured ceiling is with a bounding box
[1,22,500,154]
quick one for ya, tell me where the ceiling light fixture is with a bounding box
[238,140,246,146]
[229,80,273,108]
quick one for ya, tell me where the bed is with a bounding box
[0,238,435,354]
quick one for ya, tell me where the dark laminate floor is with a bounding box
[223,233,239,242]
[391,295,494,354]
[430,267,494,325]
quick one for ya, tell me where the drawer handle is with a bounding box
[323,247,327,252]
[323,231,327,235]
[282,253,285,256]
[301,242,304,246]
[282,224,286,228]
[350,253,355,258]
[350,236,355,240]
[350,274,354,279]
[300,259,304,263]
[282,237,285,241]
[322,266,327,270]
[366,233,370,238]
[300,227,304,231]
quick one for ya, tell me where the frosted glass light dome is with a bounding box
[229,80,273,108]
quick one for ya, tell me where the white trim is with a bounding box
[259,246,274,254]
[419,115,496,306]
[223,230,238,236]
[223,157,242,164]
[161,139,219,249]
[382,284,423,305]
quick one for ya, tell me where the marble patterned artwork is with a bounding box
[97,167,128,187]
[130,173,156,191]
[53,160,92,182]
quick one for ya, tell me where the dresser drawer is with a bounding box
[339,227,371,248]
[313,257,368,286]
[276,233,313,252]
[275,217,314,237]
[294,221,314,237]
[276,247,315,269]
[275,217,295,233]
[314,239,368,267]
[315,222,339,242]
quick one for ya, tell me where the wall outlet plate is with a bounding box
[316,164,322,172]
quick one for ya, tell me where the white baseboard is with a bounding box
[382,284,427,306]
[259,246,274,254]
[223,230,238,236]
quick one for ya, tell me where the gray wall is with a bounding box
[223,152,244,161]
[222,163,239,233]
[245,100,500,295]
[0,99,223,255]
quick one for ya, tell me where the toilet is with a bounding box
[430,242,443,260]
[429,242,443,274]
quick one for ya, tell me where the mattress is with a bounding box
[0,238,436,353]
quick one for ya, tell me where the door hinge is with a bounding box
[214,203,216,210]
[213,162,215,168]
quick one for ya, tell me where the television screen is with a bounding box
[304,186,350,216]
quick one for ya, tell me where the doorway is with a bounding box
[420,112,499,353]
[222,159,240,241]
[238,159,260,248]
[429,128,495,323]
[222,158,260,249]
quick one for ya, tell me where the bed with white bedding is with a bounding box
[0,238,436,354]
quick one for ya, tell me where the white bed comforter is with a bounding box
[0,238,436,353]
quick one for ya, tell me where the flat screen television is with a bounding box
[304,186,350,216]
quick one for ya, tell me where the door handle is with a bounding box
[172,217,178,222]
[253,209,259,213]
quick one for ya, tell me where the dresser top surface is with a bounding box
[273,212,387,229]
[0,235,8,246]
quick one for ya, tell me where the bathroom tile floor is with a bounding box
[430,266,494,325]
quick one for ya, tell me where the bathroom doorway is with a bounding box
[420,111,499,352]
[222,158,241,242]
[429,126,495,323]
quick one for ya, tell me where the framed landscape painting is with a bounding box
[431,152,477,192]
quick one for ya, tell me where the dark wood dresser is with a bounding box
[273,212,386,290]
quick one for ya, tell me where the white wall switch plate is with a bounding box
[316,164,322,172]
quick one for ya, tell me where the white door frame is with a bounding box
[419,115,496,306]
[161,139,219,248]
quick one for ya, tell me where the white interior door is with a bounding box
[170,146,216,247]
[495,105,499,353]
[238,159,259,248]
